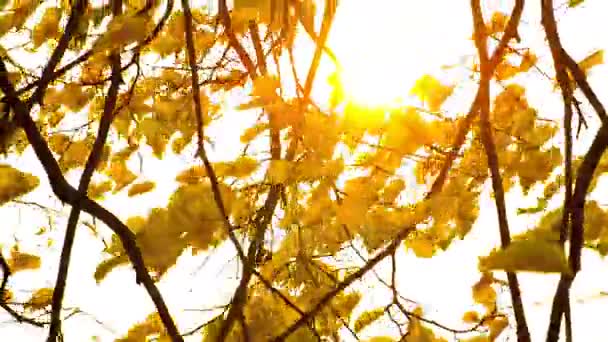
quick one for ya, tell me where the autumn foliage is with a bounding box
[0,0,606,341]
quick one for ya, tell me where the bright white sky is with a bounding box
[1,0,608,341]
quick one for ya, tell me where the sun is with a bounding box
[326,0,435,108]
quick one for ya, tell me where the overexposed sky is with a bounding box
[1,1,608,341]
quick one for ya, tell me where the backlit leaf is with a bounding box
[128,181,156,197]
[8,249,41,273]
[479,239,570,274]
[24,288,53,311]
[0,164,40,205]
[353,308,384,333]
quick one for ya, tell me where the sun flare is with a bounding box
[327,0,430,108]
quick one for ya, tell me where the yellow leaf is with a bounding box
[125,216,147,233]
[462,310,480,323]
[472,277,496,307]
[60,139,90,171]
[48,133,70,154]
[230,156,259,177]
[116,312,163,342]
[489,316,509,340]
[31,7,61,47]
[94,256,128,283]
[171,135,188,154]
[462,336,490,342]
[88,180,112,199]
[353,308,384,333]
[8,249,41,272]
[336,198,368,227]
[24,288,53,311]
[268,160,290,184]
[488,12,508,34]
[175,165,207,184]
[519,50,537,72]
[406,238,435,258]
[578,49,604,73]
[365,338,395,342]
[128,181,155,197]
[106,160,137,192]
[478,239,570,274]
[60,84,93,112]
[0,164,40,205]
[252,75,280,100]
[381,179,405,203]
[240,122,268,143]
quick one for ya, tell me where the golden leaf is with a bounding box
[0,164,40,205]
[106,160,137,192]
[462,310,480,323]
[479,239,570,274]
[93,14,150,52]
[489,316,509,340]
[128,181,155,197]
[578,49,604,73]
[88,180,113,199]
[8,249,41,273]
[175,165,207,184]
[24,288,53,311]
[268,160,290,184]
[353,308,384,333]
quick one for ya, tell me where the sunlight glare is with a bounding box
[328,0,432,108]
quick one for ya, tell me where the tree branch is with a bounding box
[429,0,524,196]
[28,0,88,108]
[46,0,124,340]
[470,2,530,340]
[0,60,183,342]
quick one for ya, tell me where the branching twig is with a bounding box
[470,1,530,341]
[0,58,182,342]
[28,0,88,108]
[46,1,124,340]
[540,1,608,341]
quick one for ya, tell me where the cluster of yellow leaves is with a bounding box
[93,14,151,53]
[0,0,40,37]
[242,285,304,341]
[0,164,39,205]
[31,7,61,48]
[490,85,560,192]
[175,157,260,184]
[95,181,234,282]
[43,84,95,113]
